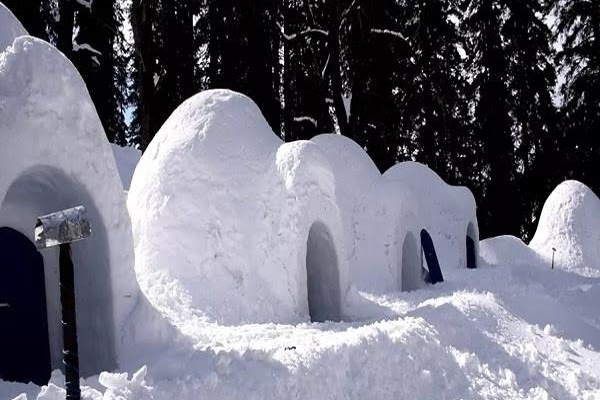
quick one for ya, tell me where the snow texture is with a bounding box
[128,89,349,326]
[530,180,600,276]
[0,3,26,52]
[0,34,171,377]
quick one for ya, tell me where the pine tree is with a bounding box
[73,0,128,144]
[556,0,600,194]
[464,0,521,238]
[503,0,561,239]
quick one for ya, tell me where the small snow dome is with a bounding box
[0,37,140,380]
[529,180,600,275]
[384,162,480,271]
[129,90,349,325]
[0,2,26,52]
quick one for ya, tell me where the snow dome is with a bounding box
[529,180,600,275]
[0,36,142,380]
[383,162,480,271]
[311,134,424,292]
[0,2,25,52]
[129,89,349,325]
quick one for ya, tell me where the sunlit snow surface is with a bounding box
[3,251,600,399]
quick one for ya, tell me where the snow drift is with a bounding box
[128,89,349,325]
[0,35,161,377]
[529,180,600,275]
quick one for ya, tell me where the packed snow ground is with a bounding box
[3,246,600,399]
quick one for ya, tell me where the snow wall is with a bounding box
[128,89,349,325]
[0,33,156,377]
[529,180,600,274]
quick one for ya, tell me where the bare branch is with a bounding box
[277,22,329,42]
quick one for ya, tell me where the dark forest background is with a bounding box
[3,0,599,240]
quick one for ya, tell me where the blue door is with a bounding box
[466,235,477,269]
[0,227,51,385]
[420,229,444,284]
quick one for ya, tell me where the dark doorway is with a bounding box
[0,227,51,385]
[420,229,444,284]
[306,221,341,322]
[466,236,477,269]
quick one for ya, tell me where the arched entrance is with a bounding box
[0,166,116,377]
[466,222,477,269]
[401,232,422,291]
[0,227,51,385]
[420,229,444,284]
[306,221,341,322]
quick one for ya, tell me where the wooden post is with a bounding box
[59,243,80,400]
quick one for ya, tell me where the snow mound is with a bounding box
[129,89,348,325]
[530,180,600,275]
[111,144,141,191]
[384,162,480,271]
[480,235,545,268]
[0,3,26,52]
[0,36,171,377]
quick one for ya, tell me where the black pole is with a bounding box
[59,243,81,400]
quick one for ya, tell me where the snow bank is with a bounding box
[129,90,348,325]
[384,162,480,271]
[0,3,26,52]
[111,144,141,191]
[530,180,600,275]
[480,235,545,268]
[0,36,163,377]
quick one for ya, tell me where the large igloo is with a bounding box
[529,180,600,275]
[383,162,480,272]
[0,34,146,381]
[129,90,349,325]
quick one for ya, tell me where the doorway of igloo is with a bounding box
[420,229,444,284]
[401,232,423,291]
[305,221,342,322]
[466,222,478,269]
[0,166,116,378]
[0,227,51,385]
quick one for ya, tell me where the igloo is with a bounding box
[529,180,600,274]
[0,34,145,382]
[311,134,425,293]
[128,89,349,325]
[0,2,25,51]
[383,162,480,272]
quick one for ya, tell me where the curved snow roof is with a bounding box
[0,3,26,52]
[0,37,142,375]
[130,89,348,325]
[383,161,479,270]
[529,180,600,275]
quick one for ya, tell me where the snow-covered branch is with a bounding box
[293,116,318,127]
[371,28,408,42]
[76,0,93,11]
[340,0,360,28]
[73,42,102,56]
[277,22,328,41]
